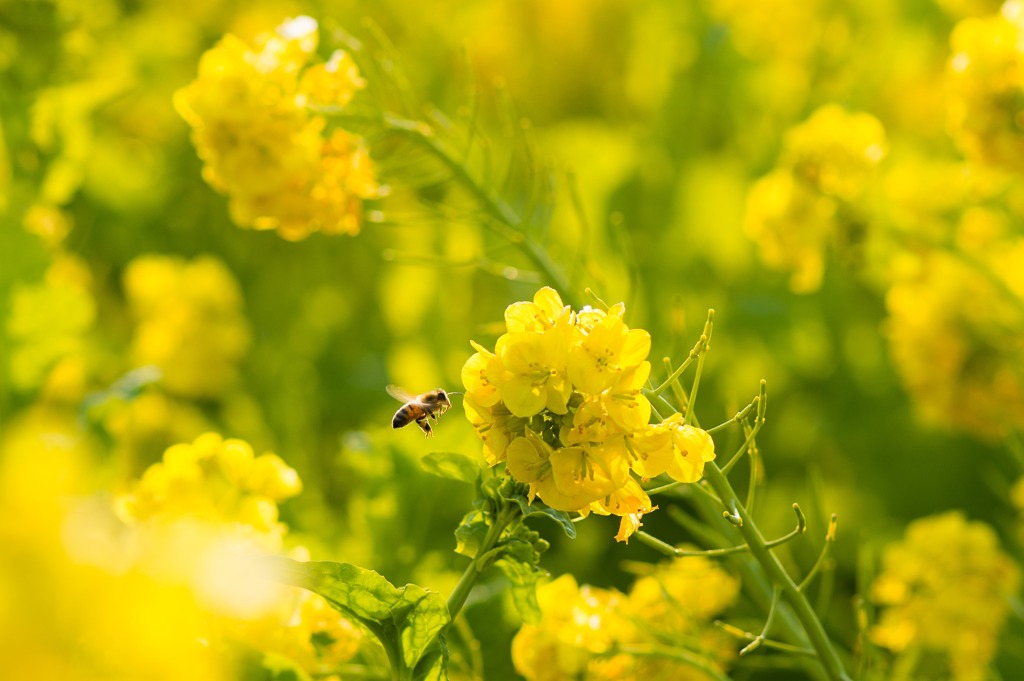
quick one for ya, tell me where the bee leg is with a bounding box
[417,417,433,437]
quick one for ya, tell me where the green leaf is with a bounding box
[494,557,545,624]
[454,510,490,558]
[266,558,450,671]
[506,494,577,539]
[421,451,481,485]
[413,638,448,681]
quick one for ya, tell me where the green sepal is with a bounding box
[421,451,481,485]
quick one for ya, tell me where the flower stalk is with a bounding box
[446,501,519,623]
[702,462,854,681]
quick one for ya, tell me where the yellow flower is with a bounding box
[506,431,621,511]
[23,203,72,247]
[781,104,887,202]
[118,432,301,549]
[462,287,709,536]
[299,50,366,107]
[745,105,887,292]
[512,574,633,681]
[599,361,652,433]
[504,286,573,333]
[568,310,651,395]
[870,512,1020,680]
[463,393,521,465]
[629,555,740,623]
[587,478,655,543]
[624,556,739,678]
[512,560,737,681]
[124,254,250,399]
[462,340,502,408]
[491,330,572,417]
[743,168,834,292]
[176,16,380,240]
[948,5,1024,171]
[549,440,631,508]
[630,414,716,483]
[885,246,1024,439]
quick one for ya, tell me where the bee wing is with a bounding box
[386,384,418,403]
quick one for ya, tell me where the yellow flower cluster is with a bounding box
[745,105,887,292]
[175,16,380,240]
[512,557,739,681]
[118,433,364,669]
[885,244,1024,439]
[117,432,302,548]
[124,254,250,399]
[948,2,1024,171]
[462,287,716,541]
[871,512,1020,681]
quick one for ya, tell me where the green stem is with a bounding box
[635,504,805,558]
[721,418,763,476]
[378,115,576,302]
[446,503,517,623]
[702,463,853,681]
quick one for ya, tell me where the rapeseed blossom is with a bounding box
[117,433,364,672]
[175,16,380,240]
[462,287,716,541]
[123,254,250,399]
[512,557,738,681]
[745,105,887,292]
[948,2,1024,171]
[871,512,1020,681]
[884,243,1024,439]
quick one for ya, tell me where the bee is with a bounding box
[387,385,455,436]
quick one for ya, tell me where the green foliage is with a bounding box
[268,558,450,678]
[420,451,481,485]
[504,491,577,540]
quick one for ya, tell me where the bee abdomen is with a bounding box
[393,404,419,429]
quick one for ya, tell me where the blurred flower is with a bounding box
[745,105,887,292]
[512,559,738,681]
[0,407,227,681]
[117,433,362,672]
[948,3,1024,171]
[884,243,1024,439]
[511,574,635,681]
[124,254,250,399]
[782,105,887,202]
[462,287,715,540]
[705,0,823,63]
[624,556,739,680]
[175,16,380,240]
[871,512,1019,680]
[102,389,212,473]
[0,416,362,680]
[23,203,73,247]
